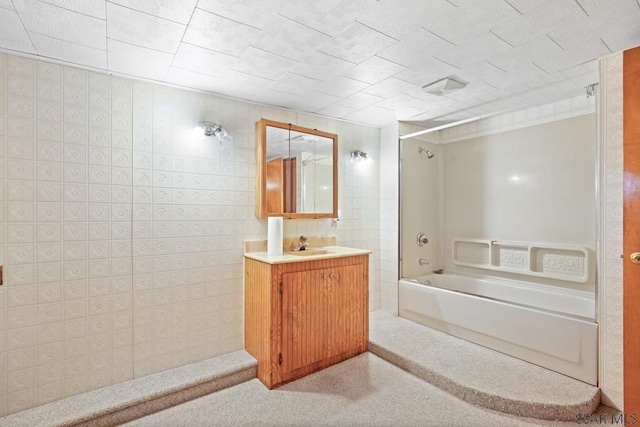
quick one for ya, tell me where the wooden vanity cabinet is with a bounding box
[244,254,369,388]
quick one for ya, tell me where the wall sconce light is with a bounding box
[350,150,368,161]
[197,121,233,143]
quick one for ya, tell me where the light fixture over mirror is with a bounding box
[350,150,368,161]
[197,121,233,143]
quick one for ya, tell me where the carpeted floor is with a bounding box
[124,352,616,427]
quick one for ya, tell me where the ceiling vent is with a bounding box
[422,76,468,96]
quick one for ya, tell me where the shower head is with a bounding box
[418,147,435,159]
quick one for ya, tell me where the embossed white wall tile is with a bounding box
[37,142,61,162]
[36,303,62,325]
[63,356,87,379]
[36,263,62,284]
[7,243,35,265]
[36,223,61,242]
[7,286,35,308]
[0,53,385,413]
[597,53,624,410]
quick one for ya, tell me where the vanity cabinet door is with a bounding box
[324,264,368,360]
[280,263,368,378]
[281,268,326,374]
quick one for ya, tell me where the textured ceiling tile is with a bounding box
[290,51,355,81]
[198,0,284,30]
[560,60,598,78]
[444,81,504,104]
[378,29,454,68]
[522,80,584,103]
[318,22,396,63]
[481,64,548,90]
[183,8,261,56]
[0,0,13,9]
[497,82,530,95]
[601,24,640,54]
[316,103,359,119]
[335,92,383,109]
[0,38,36,54]
[435,32,513,69]
[0,8,33,46]
[502,0,552,14]
[361,77,416,98]
[534,40,611,74]
[395,58,459,86]
[455,61,505,83]
[211,69,273,100]
[577,0,640,18]
[492,0,588,46]
[341,56,405,84]
[280,0,378,37]
[30,33,106,68]
[358,0,455,40]
[315,76,369,98]
[106,3,185,54]
[548,16,608,50]
[479,93,533,112]
[252,88,338,113]
[540,70,571,84]
[166,67,224,92]
[173,43,239,78]
[424,0,521,44]
[401,88,472,110]
[267,73,323,96]
[375,93,425,111]
[290,90,342,111]
[38,0,105,19]
[13,0,106,49]
[108,39,173,80]
[252,15,330,62]
[486,37,564,72]
[345,104,397,126]
[396,104,433,121]
[571,72,598,87]
[522,76,549,90]
[108,0,197,24]
[232,47,297,80]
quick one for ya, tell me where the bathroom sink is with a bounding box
[290,249,329,256]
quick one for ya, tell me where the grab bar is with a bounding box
[491,240,528,249]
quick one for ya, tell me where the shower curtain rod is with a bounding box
[399,84,599,141]
[399,115,482,140]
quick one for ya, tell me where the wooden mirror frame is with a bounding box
[255,119,338,219]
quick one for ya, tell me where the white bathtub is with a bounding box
[399,272,598,385]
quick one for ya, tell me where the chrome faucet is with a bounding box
[296,235,309,251]
[419,258,433,266]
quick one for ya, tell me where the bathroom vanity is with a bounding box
[244,243,370,388]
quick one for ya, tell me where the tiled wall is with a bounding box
[379,123,398,314]
[598,53,623,410]
[0,52,381,416]
[440,94,596,143]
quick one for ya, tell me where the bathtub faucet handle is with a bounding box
[416,232,429,247]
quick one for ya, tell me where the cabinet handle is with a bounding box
[330,272,335,279]
[323,274,329,280]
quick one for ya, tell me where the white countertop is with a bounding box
[244,246,372,265]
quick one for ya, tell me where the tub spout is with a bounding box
[419,258,433,266]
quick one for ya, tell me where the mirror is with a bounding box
[256,119,338,219]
